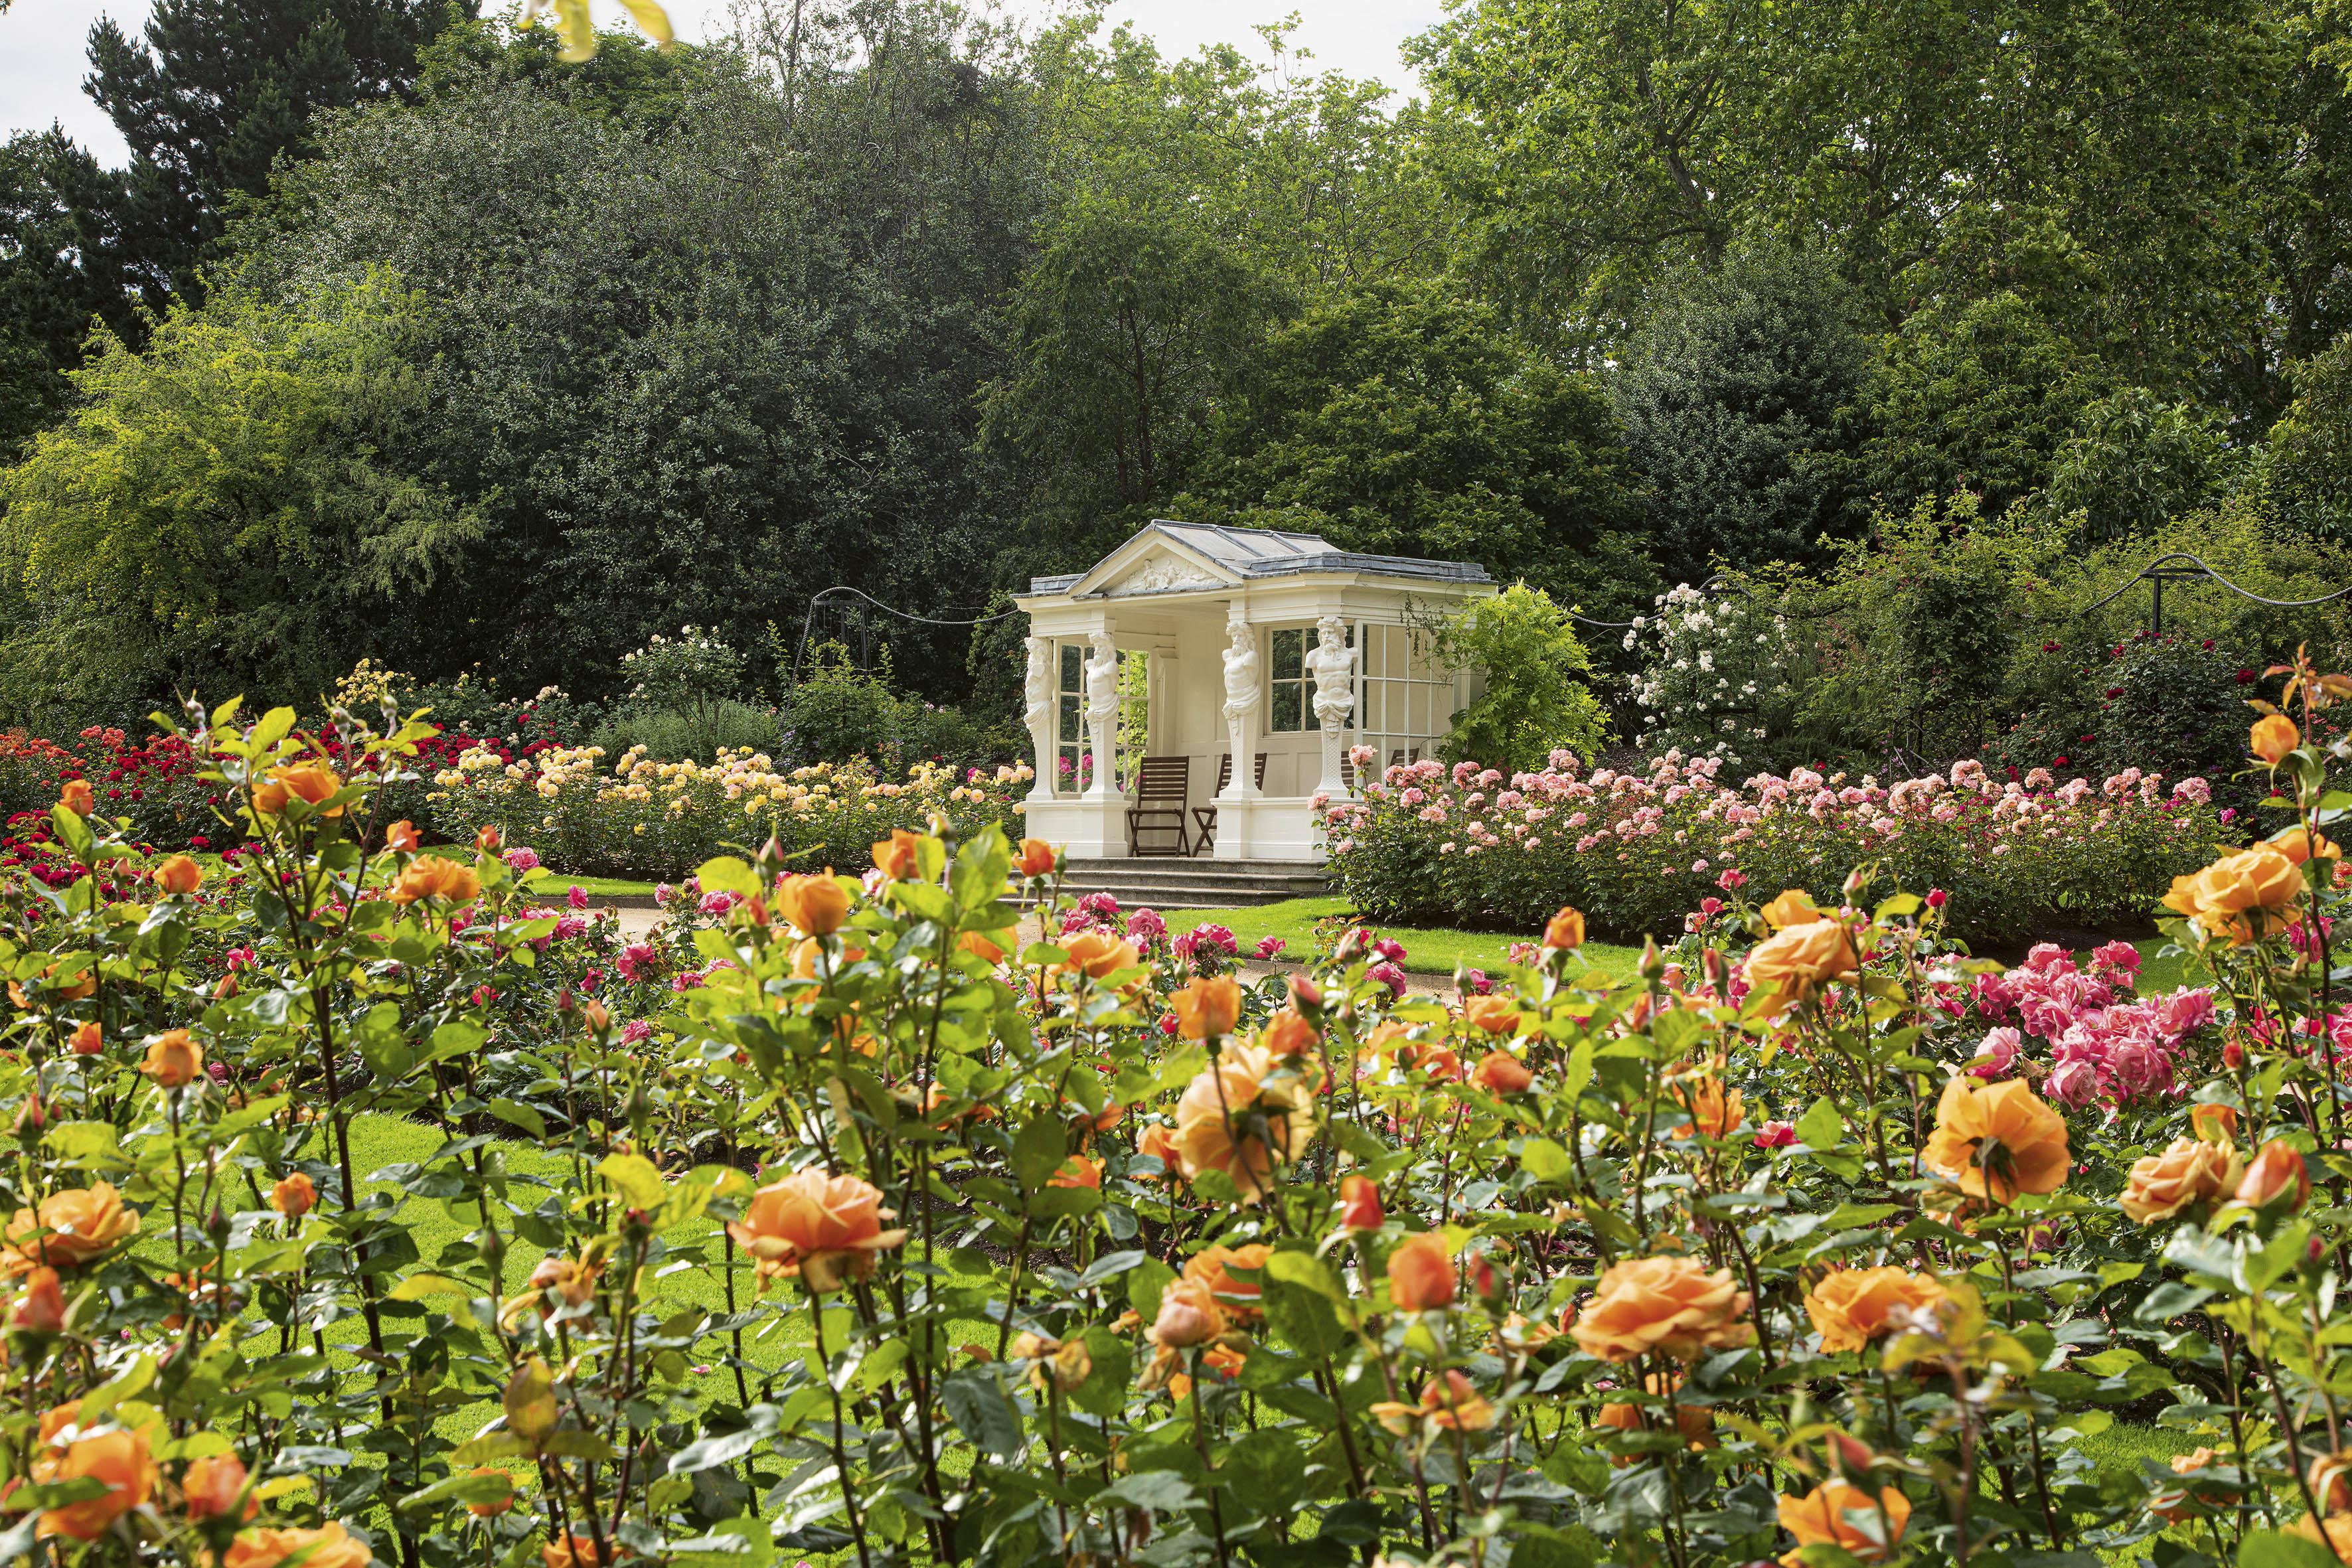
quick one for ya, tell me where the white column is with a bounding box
[1306,614,1358,800]
[1022,635,1056,802]
[1081,625,1120,802]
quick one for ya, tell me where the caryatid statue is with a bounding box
[1304,615,1358,797]
[1022,636,1055,799]
[1218,610,1261,799]
[1081,630,1119,798]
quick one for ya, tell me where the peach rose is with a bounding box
[1171,975,1242,1039]
[1472,1051,1533,1095]
[1135,1121,1181,1179]
[1743,918,1858,1016]
[2189,1103,2238,1144]
[11,1267,64,1332]
[1172,1044,1315,1203]
[2272,826,2342,866]
[1183,1243,1271,1320]
[1260,1008,1317,1058]
[152,854,202,896]
[1570,1254,1752,1363]
[57,779,94,816]
[142,1029,202,1089]
[1804,1267,1947,1353]
[776,873,851,936]
[1372,1370,1495,1435]
[1777,1480,1910,1565]
[1594,1370,1713,1459]
[1386,1231,1457,1312]
[1667,1064,1743,1139]
[1463,994,1520,1036]
[1543,906,1587,949]
[726,1168,906,1293]
[2163,846,2304,944]
[958,931,1004,965]
[1058,930,1140,981]
[1921,1075,2071,1202]
[1338,1174,1383,1230]
[870,829,930,881]
[220,1524,374,1568]
[3,1182,139,1274]
[68,1022,101,1057]
[1048,1155,1102,1190]
[271,1172,317,1220]
[1759,889,1824,929]
[1148,1277,1226,1348]
[384,819,422,852]
[1016,838,1058,877]
[2251,712,2300,764]
[30,1399,157,1540]
[183,1452,256,1521]
[2236,1138,2312,1212]
[2120,1135,2242,1223]
[392,856,481,907]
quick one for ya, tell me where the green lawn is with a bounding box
[533,871,659,899]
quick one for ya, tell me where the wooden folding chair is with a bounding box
[1191,753,1268,854]
[1125,755,1194,857]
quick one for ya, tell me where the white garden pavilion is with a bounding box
[1015,522,1493,862]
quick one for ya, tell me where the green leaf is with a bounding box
[1010,1114,1065,1192]
[670,1407,780,1474]
[696,856,761,897]
[485,1098,547,1140]
[598,1154,667,1210]
[942,1370,1026,1460]
[2239,1529,2343,1568]
[1796,1095,1845,1152]
[1520,1136,1573,1182]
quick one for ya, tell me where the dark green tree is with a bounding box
[0,131,156,453]
[1610,248,1871,580]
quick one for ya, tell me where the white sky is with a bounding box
[3,0,1443,167]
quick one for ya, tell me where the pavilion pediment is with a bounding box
[1065,532,1241,599]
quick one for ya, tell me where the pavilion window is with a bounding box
[1267,624,1356,733]
[1056,642,1085,789]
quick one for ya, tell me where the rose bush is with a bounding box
[1324,745,2226,943]
[0,677,2349,1568]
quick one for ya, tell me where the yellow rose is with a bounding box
[2119,1135,2242,1224]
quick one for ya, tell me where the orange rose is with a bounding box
[475,826,503,853]
[57,779,94,816]
[392,856,481,907]
[2311,1449,2352,1514]
[384,819,422,852]
[2,1182,139,1273]
[1386,1231,1457,1312]
[254,763,343,817]
[1373,1370,1495,1435]
[1472,1051,1533,1095]
[271,1172,317,1220]
[2236,1138,2312,1212]
[1183,1243,1271,1320]
[1016,838,1058,877]
[2252,712,2300,764]
[183,1452,256,1521]
[1058,930,1140,980]
[2189,1103,2238,1144]
[1667,1063,1743,1139]
[1463,994,1520,1036]
[2120,1135,2242,1223]
[1594,1370,1713,1458]
[957,931,1005,965]
[540,1533,611,1568]
[776,873,851,936]
[221,1523,374,1568]
[465,1466,516,1518]
[2272,826,2342,865]
[1049,1155,1103,1190]
[1171,975,1243,1039]
[1743,918,1858,1016]
[1148,1277,1226,1348]
[1804,1267,1948,1353]
[2162,845,2304,944]
[68,1022,101,1057]
[1570,1254,1753,1362]
[2152,1447,2239,1524]
[871,829,931,882]
[152,854,202,896]
[1759,889,1824,930]
[1921,1076,2071,1203]
[29,1399,157,1540]
[2294,1517,2352,1559]
[1776,1480,1911,1565]
[1338,1174,1383,1229]
[141,1029,202,1089]
[1543,905,1587,949]
[1136,1121,1181,1178]
[725,1168,906,1293]
[1259,1008,1318,1058]
[1172,1044,1316,1202]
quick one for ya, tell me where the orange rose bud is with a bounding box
[68,1021,102,1057]
[465,1466,515,1518]
[57,779,94,816]
[2189,1103,2239,1144]
[1049,1155,1103,1190]
[872,829,929,881]
[1386,1231,1457,1312]
[384,820,422,852]
[141,1030,202,1089]
[153,854,202,896]
[1542,905,1586,949]
[958,931,1005,965]
[2237,1138,2312,1212]
[475,824,503,852]
[2252,713,2300,764]
[271,1172,317,1221]
[1472,1051,1533,1095]
[1464,994,1520,1035]
[1259,1007,1318,1058]
[183,1452,254,1520]
[1171,975,1243,1039]
[1016,838,1058,878]
[1137,1121,1181,1178]
[11,1266,65,1333]
[1148,1277,1226,1348]
[1339,1174,1383,1230]
[777,873,851,936]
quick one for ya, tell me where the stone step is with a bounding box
[1056,858,1329,910]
